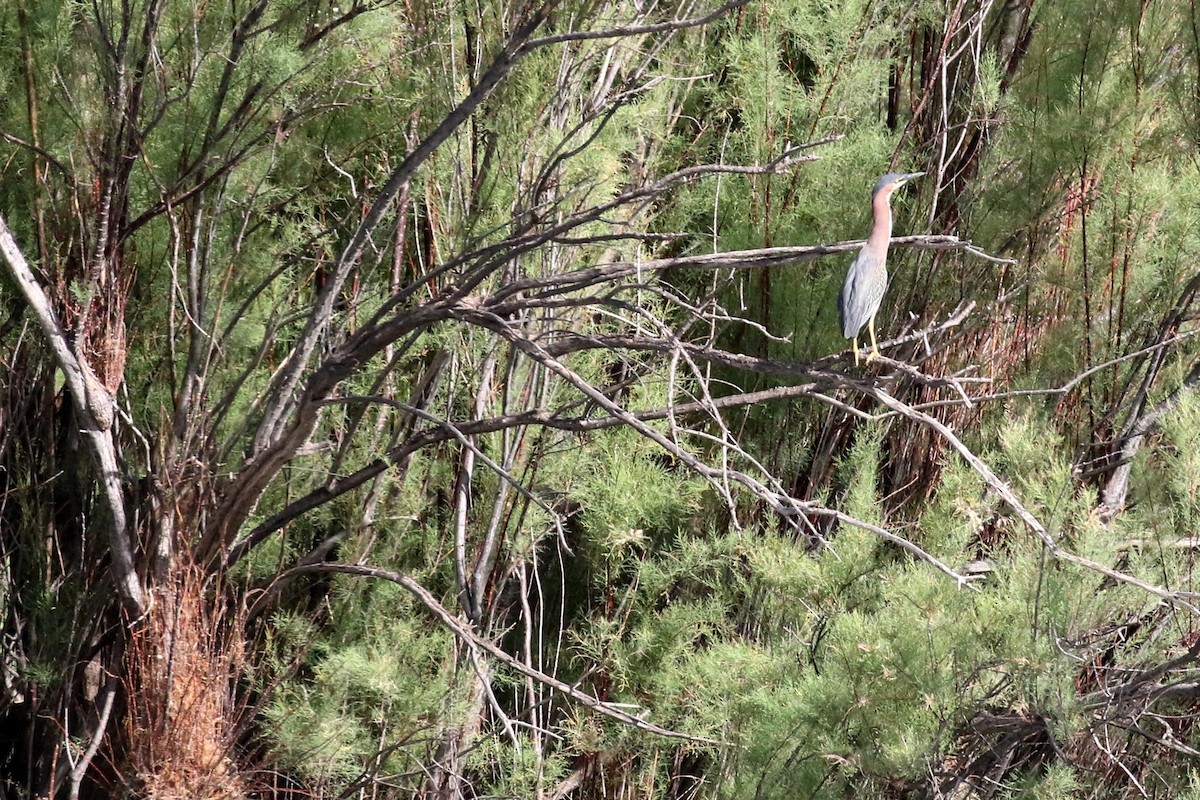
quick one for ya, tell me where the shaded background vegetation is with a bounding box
[3,0,1200,798]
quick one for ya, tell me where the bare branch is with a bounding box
[0,214,145,613]
[534,330,985,397]
[487,234,1013,307]
[1101,358,1200,516]
[899,331,1200,415]
[253,0,559,454]
[801,506,977,587]
[68,675,119,800]
[524,0,749,48]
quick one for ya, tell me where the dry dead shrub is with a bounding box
[883,290,1050,512]
[122,564,246,800]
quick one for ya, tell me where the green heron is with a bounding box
[838,171,924,364]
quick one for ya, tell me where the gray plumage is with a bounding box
[838,171,924,363]
[838,250,887,340]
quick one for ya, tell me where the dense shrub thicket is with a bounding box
[3,0,1200,797]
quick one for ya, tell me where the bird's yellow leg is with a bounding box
[866,316,879,363]
[851,337,861,365]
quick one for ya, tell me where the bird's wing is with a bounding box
[838,253,865,339]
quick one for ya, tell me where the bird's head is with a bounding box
[872,171,924,199]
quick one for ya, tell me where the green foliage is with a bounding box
[573,431,704,564]
[841,422,886,526]
[265,603,452,786]
[9,0,1200,797]
[227,0,1200,785]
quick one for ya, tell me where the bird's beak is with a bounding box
[899,171,925,184]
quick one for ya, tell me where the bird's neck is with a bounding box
[867,190,894,249]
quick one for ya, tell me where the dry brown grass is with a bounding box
[121,565,247,800]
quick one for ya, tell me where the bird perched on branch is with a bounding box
[838,171,924,364]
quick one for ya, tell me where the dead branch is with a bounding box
[1100,357,1200,517]
[0,213,145,613]
[524,0,749,48]
[795,505,976,586]
[252,0,560,456]
[899,330,1200,415]
[534,330,987,397]
[488,234,1011,307]
[68,675,118,800]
